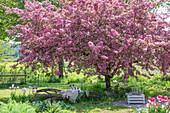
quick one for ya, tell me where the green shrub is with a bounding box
[83,83,104,93]
[0,99,36,113]
[33,101,75,113]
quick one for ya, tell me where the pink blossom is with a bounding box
[160,41,166,46]
[23,57,30,62]
[3,6,10,10]
[9,87,12,89]
[45,32,51,37]
[22,88,28,93]
[101,55,108,60]
[55,71,60,76]
[30,52,34,57]
[113,50,118,54]
[148,43,154,47]
[143,48,147,52]
[68,41,72,45]
[115,83,119,87]
[113,80,117,83]
[111,29,119,36]
[88,41,94,48]
[151,49,155,53]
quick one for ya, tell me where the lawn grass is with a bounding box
[72,102,133,113]
[0,62,169,113]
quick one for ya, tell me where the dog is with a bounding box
[70,84,81,93]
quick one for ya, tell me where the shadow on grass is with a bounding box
[70,101,134,113]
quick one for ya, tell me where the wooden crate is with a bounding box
[127,94,145,104]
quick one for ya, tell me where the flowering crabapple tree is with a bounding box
[59,0,170,88]
[4,0,170,88]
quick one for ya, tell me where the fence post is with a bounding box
[38,74,39,85]
[25,75,27,84]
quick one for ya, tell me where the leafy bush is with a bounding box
[83,83,104,93]
[33,100,75,113]
[0,99,36,113]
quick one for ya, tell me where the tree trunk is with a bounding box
[59,57,64,78]
[52,63,54,77]
[105,75,111,88]
[128,63,133,76]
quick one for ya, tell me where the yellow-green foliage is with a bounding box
[0,99,36,113]
[0,41,15,62]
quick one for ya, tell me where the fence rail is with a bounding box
[0,74,27,84]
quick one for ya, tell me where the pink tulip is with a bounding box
[146,103,151,107]
[164,96,168,101]
[166,99,169,105]
[165,99,169,103]
[148,97,151,101]
[158,95,162,99]
[152,97,156,104]
[152,97,155,101]
[155,104,158,107]
[157,95,162,102]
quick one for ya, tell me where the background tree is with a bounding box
[0,0,60,41]
[0,41,15,62]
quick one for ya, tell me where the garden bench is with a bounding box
[127,94,145,104]
[0,74,27,84]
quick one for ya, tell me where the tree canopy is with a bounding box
[4,0,170,88]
